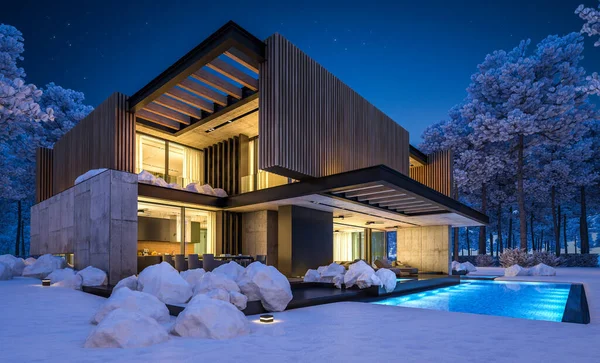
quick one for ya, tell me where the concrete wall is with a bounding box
[396,225,450,274]
[241,210,278,267]
[31,170,138,284]
[278,205,333,277]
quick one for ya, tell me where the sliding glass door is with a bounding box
[333,224,365,262]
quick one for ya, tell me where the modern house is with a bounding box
[30,21,487,284]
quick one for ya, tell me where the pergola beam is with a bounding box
[153,95,203,118]
[136,109,180,130]
[145,103,190,124]
[178,79,228,106]
[207,58,258,90]
[165,88,214,113]
[192,69,243,99]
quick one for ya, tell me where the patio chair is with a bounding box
[174,254,188,272]
[202,254,225,272]
[162,254,174,267]
[188,254,202,269]
[374,258,414,277]
[256,255,267,264]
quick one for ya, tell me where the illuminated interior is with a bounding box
[333,224,365,262]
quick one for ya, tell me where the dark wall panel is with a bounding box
[204,135,249,195]
[409,150,453,197]
[36,147,54,203]
[259,34,410,180]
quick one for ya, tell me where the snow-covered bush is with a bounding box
[504,264,528,277]
[22,254,67,279]
[499,248,529,268]
[0,254,25,276]
[475,254,494,267]
[0,263,13,280]
[529,263,556,276]
[559,254,599,267]
[531,251,560,267]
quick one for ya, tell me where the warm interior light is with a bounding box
[259,314,274,323]
[42,279,51,286]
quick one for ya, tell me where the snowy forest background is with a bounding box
[2,4,600,260]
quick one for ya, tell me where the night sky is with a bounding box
[3,0,597,143]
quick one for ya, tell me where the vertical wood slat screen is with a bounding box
[221,211,242,255]
[36,148,54,203]
[51,93,135,195]
[409,149,454,197]
[259,33,410,179]
[203,136,241,195]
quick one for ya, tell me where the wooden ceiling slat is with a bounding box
[224,49,259,73]
[178,79,228,106]
[379,200,427,208]
[137,109,180,130]
[165,88,214,113]
[207,58,258,91]
[344,186,392,198]
[145,103,190,124]
[402,206,443,213]
[359,191,407,202]
[332,185,384,195]
[154,95,203,118]
[192,69,243,99]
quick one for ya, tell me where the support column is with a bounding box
[396,225,450,274]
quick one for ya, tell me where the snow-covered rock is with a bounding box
[319,263,345,278]
[303,269,320,283]
[451,261,464,271]
[356,271,382,289]
[84,309,169,349]
[24,257,36,266]
[0,255,25,276]
[167,182,182,190]
[93,287,170,324]
[76,266,107,287]
[212,261,245,282]
[375,268,397,293]
[171,295,249,340]
[344,261,375,288]
[75,168,107,185]
[138,170,168,187]
[202,288,231,303]
[194,272,240,295]
[185,183,216,196]
[333,274,345,289]
[137,262,193,304]
[504,264,529,277]
[237,262,292,312]
[529,263,556,276]
[47,268,75,284]
[0,263,13,280]
[462,261,477,272]
[113,275,138,292]
[213,188,228,197]
[180,268,205,287]
[22,254,67,279]
[53,274,82,289]
[229,291,248,310]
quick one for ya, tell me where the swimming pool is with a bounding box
[372,280,572,322]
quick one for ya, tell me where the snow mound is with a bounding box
[198,288,231,303]
[22,254,67,279]
[229,291,248,310]
[0,263,13,280]
[54,274,82,289]
[76,266,107,287]
[138,262,192,304]
[213,188,228,197]
[93,287,169,324]
[303,269,320,283]
[238,262,292,312]
[356,271,382,289]
[344,261,375,288]
[212,261,245,282]
[451,260,463,271]
[529,263,556,276]
[166,182,182,190]
[375,268,397,293]
[333,274,345,289]
[171,295,249,340]
[84,309,169,349]
[180,268,205,287]
[319,263,345,278]
[47,268,75,284]
[24,257,36,266]
[462,261,477,272]
[185,183,216,196]
[194,271,240,295]
[0,255,25,276]
[504,264,529,277]
[138,170,168,187]
[75,168,107,185]
[113,275,138,292]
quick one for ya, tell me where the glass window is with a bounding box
[184,208,215,255]
[333,224,365,262]
[371,230,386,263]
[241,138,289,193]
[387,231,397,261]
[137,202,182,256]
[136,134,166,179]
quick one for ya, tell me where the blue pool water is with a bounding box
[373,280,571,322]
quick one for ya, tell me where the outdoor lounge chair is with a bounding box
[374,259,418,276]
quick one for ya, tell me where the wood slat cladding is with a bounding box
[203,136,248,195]
[259,34,410,180]
[52,93,135,195]
[219,211,242,255]
[36,148,54,203]
[409,150,454,197]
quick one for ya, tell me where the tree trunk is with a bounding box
[498,205,504,254]
[563,214,568,255]
[517,134,527,250]
[20,213,25,256]
[479,183,487,254]
[15,200,22,256]
[541,230,544,252]
[580,186,590,254]
[453,184,459,261]
[466,227,471,256]
[551,186,561,257]
[507,206,513,249]
[530,212,535,252]
[489,232,494,257]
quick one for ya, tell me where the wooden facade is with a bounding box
[203,135,249,195]
[50,93,135,196]
[216,211,242,255]
[409,150,454,197]
[259,33,410,180]
[35,148,54,203]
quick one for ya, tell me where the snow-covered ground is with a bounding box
[1,269,599,362]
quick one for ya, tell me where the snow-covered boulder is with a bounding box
[22,254,66,279]
[213,188,228,197]
[113,275,138,292]
[356,271,382,289]
[138,262,193,304]
[194,272,240,296]
[53,274,82,289]
[212,261,245,282]
[171,295,249,340]
[84,309,169,349]
[303,269,320,283]
[462,261,477,272]
[93,287,169,324]
[504,264,529,277]
[180,268,205,287]
[76,266,107,287]
[529,263,556,276]
[138,170,168,187]
[333,274,345,289]
[166,183,182,190]
[24,257,36,266]
[319,263,345,278]
[375,268,397,293]
[185,183,216,196]
[0,263,13,280]
[202,288,231,303]
[229,291,248,310]
[451,260,464,271]
[0,255,25,276]
[75,168,107,185]
[237,262,292,312]
[344,260,375,288]
[47,268,75,284]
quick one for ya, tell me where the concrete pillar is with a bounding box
[396,225,450,274]
[241,210,278,267]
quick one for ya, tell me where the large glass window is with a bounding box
[387,231,397,261]
[371,230,387,263]
[136,133,203,187]
[241,138,289,193]
[333,224,365,262]
[184,208,215,255]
